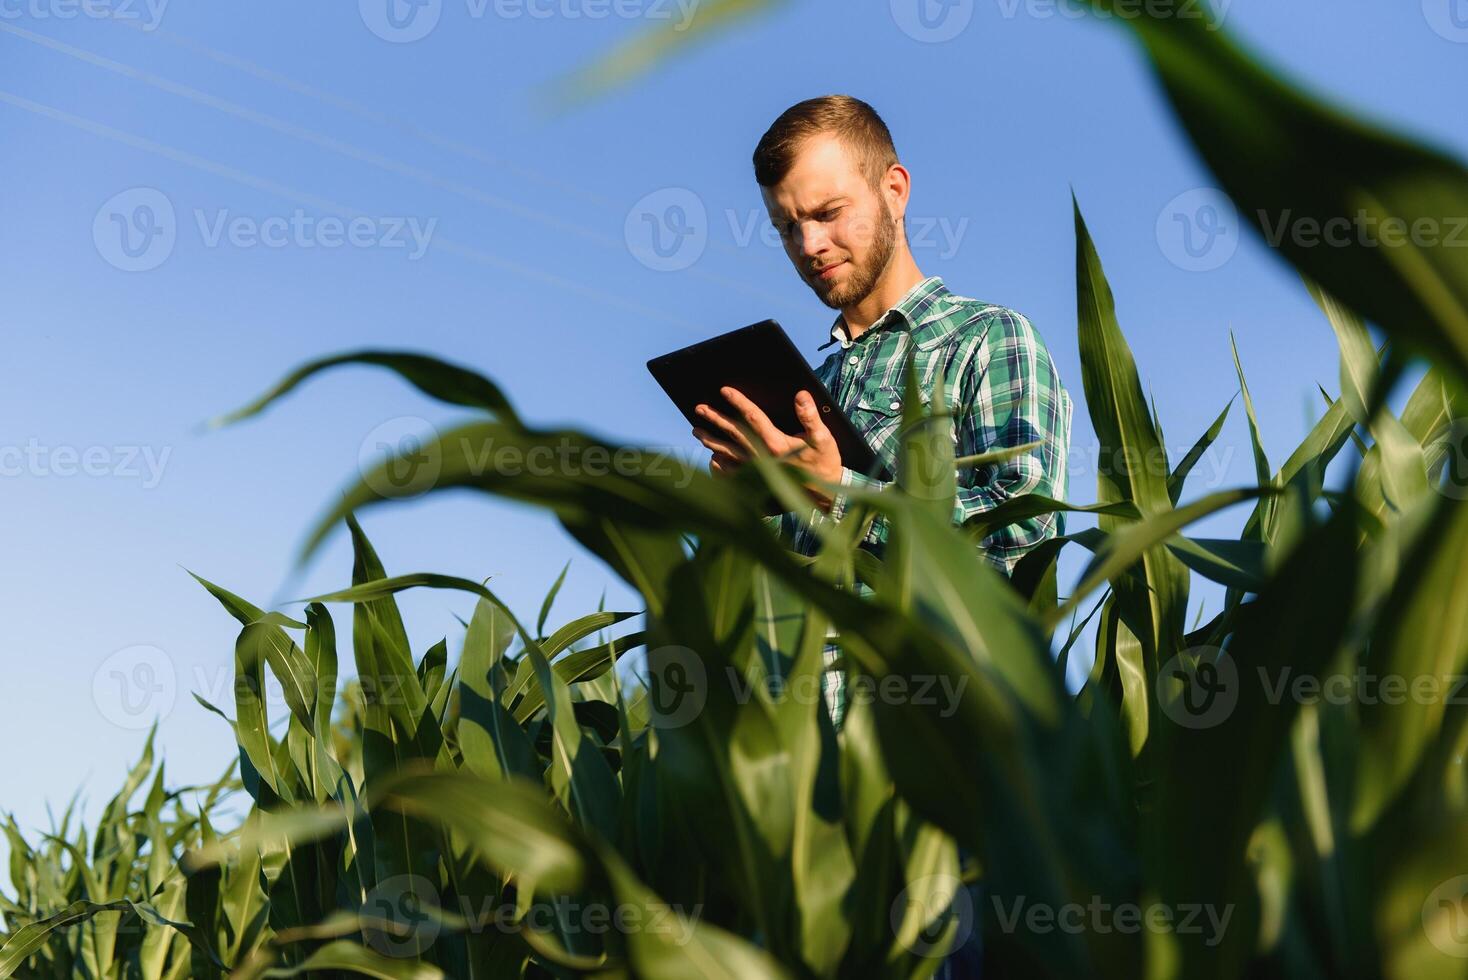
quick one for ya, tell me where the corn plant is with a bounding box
[0,740,238,979]
[5,196,1465,977]
[6,2,1468,975]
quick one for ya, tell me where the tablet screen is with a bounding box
[647,320,886,480]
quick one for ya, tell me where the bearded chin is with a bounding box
[815,213,897,309]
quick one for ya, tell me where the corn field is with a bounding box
[6,3,1468,978]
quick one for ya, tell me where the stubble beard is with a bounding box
[808,199,898,310]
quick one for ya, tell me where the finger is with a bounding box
[709,451,741,475]
[692,426,747,461]
[695,403,759,456]
[794,390,835,447]
[720,386,786,448]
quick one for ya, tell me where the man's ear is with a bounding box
[883,163,913,223]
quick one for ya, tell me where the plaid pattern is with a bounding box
[763,276,1073,729]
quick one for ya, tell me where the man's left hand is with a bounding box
[692,387,843,511]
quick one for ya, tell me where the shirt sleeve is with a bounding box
[826,310,1072,575]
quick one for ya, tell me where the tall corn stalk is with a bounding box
[6,2,1468,975]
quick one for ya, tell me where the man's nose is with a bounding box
[796,223,832,260]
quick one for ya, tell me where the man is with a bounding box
[691,94,1072,731]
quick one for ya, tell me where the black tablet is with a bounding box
[647,319,889,481]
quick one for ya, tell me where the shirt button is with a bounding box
[847,355,859,366]
[890,400,901,411]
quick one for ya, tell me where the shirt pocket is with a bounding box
[855,383,913,417]
[847,383,923,476]
[850,382,970,478]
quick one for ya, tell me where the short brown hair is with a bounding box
[752,95,900,192]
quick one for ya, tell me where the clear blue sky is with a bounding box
[2,0,1464,878]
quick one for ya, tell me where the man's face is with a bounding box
[761,133,899,310]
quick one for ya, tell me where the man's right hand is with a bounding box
[696,428,784,518]
[707,448,743,477]
[692,420,748,477]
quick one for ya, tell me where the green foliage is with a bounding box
[7,5,1468,977]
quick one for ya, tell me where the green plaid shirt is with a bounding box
[763,275,1073,727]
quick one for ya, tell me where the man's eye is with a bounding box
[819,209,842,221]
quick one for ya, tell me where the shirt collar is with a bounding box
[818,275,955,351]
